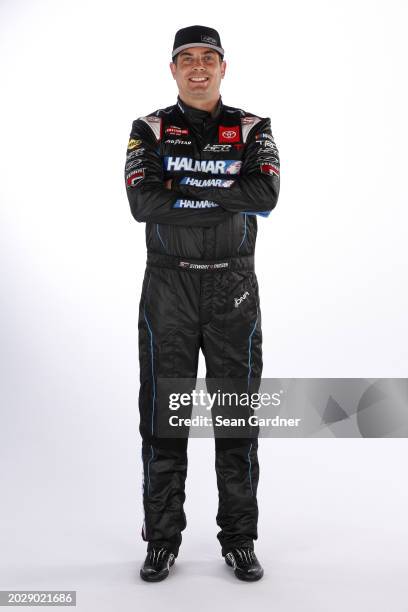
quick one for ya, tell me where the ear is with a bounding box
[169,61,177,79]
[220,60,227,79]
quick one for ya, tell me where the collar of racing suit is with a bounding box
[176,95,223,129]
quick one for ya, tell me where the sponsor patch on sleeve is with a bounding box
[180,177,235,188]
[127,138,142,150]
[126,168,145,187]
[173,199,219,209]
[260,163,280,177]
[126,148,145,161]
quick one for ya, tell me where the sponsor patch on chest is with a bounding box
[164,157,242,174]
[203,144,232,152]
[166,125,189,136]
[164,138,192,145]
[218,125,241,143]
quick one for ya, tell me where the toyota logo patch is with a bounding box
[218,125,241,143]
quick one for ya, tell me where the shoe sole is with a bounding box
[225,557,264,582]
[140,569,169,582]
[234,568,264,582]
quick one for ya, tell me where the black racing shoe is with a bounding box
[225,548,264,582]
[140,547,176,582]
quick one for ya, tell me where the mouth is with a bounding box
[188,76,209,83]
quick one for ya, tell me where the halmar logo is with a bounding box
[234,291,249,308]
[164,157,242,175]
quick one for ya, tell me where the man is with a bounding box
[124,25,280,582]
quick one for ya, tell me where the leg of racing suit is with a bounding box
[201,268,262,556]
[138,265,200,557]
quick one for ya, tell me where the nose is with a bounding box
[191,58,206,70]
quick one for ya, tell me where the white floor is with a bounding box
[1,438,407,611]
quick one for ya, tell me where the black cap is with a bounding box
[172,25,224,60]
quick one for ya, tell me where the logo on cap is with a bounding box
[201,35,217,45]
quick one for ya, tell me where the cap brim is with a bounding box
[172,42,224,59]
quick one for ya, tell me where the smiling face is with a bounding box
[170,47,226,108]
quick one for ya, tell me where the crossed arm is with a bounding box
[124,117,280,226]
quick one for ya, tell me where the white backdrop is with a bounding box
[1,0,407,610]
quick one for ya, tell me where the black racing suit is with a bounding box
[124,96,280,556]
